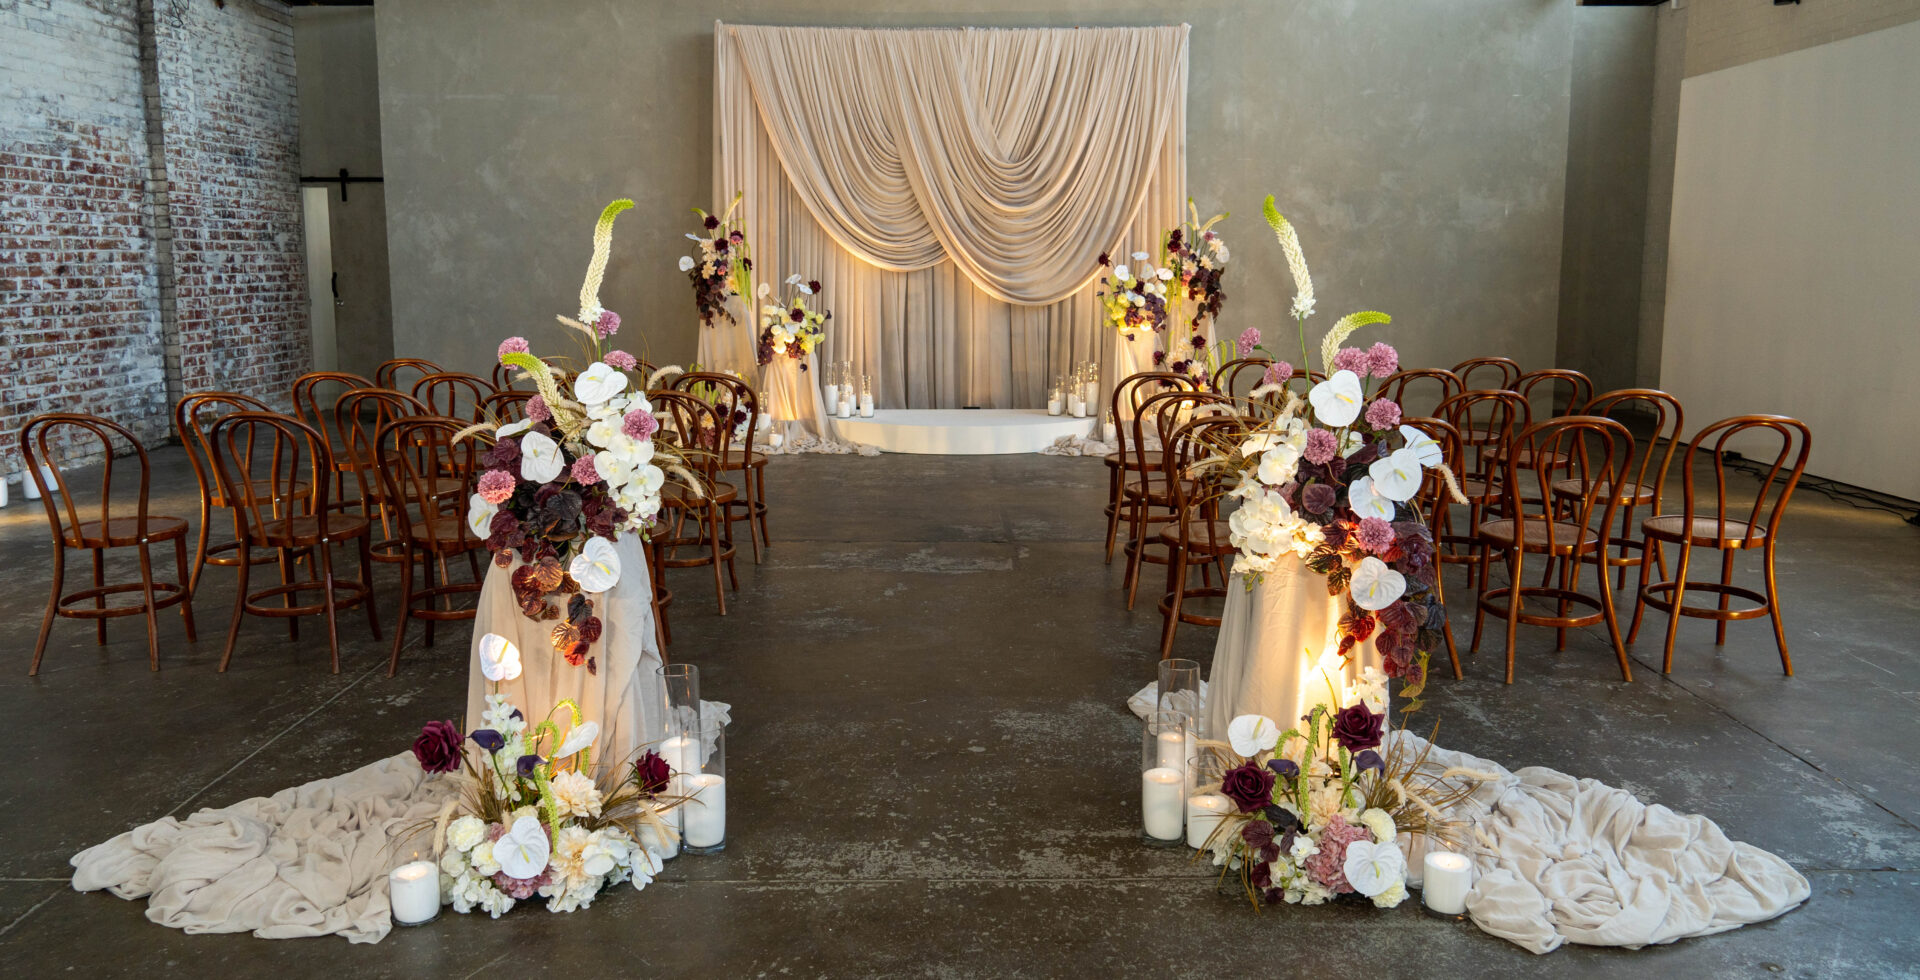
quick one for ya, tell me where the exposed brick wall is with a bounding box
[0,0,306,480]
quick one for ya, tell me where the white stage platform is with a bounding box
[826,409,1096,455]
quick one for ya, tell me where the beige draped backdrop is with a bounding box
[714,23,1192,411]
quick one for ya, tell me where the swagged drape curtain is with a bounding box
[712,23,1191,410]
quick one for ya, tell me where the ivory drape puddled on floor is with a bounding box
[714,23,1193,411]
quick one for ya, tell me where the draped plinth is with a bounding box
[1204,565,1385,742]
[694,294,759,380]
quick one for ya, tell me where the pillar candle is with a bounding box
[1155,729,1186,770]
[388,860,440,925]
[1047,394,1063,416]
[1141,767,1184,841]
[823,385,839,415]
[1185,793,1231,849]
[858,393,874,417]
[1422,850,1472,915]
[681,773,727,849]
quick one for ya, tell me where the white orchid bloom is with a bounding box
[573,362,626,407]
[1349,556,1407,611]
[595,448,637,488]
[1399,425,1445,468]
[1340,839,1406,898]
[495,816,551,880]
[1341,430,1367,458]
[678,256,695,272]
[1368,447,1425,503]
[518,430,565,483]
[1256,444,1301,486]
[1308,371,1365,428]
[496,419,533,439]
[466,493,497,539]
[633,464,666,495]
[585,416,621,449]
[1240,432,1283,457]
[1347,476,1396,521]
[568,535,621,593]
[554,720,600,760]
[478,632,522,682]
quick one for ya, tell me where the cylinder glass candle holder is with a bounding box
[1155,659,1203,738]
[388,858,440,926]
[679,727,727,854]
[1141,710,1188,846]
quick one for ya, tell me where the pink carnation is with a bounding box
[1356,516,1396,554]
[623,408,658,441]
[477,468,516,505]
[1261,360,1293,386]
[1331,347,1369,376]
[1364,398,1402,430]
[1303,815,1374,894]
[1304,428,1338,465]
[1366,342,1398,379]
[604,349,637,370]
[497,336,530,358]
[570,455,602,485]
[526,395,551,423]
[1237,327,1261,358]
[595,310,621,338]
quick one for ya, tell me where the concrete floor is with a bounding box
[0,446,1916,978]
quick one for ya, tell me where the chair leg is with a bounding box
[742,478,762,564]
[319,544,342,674]
[1432,557,1463,680]
[1764,541,1793,676]
[722,506,739,592]
[1103,467,1123,564]
[219,552,251,672]
[1504,548,1524,685]
[1597,556,1632,682]
[1469,543,1493,653]
[189,498,213,597]
[1714,550,1735,645]
[138,541,161,671]
[1628,538,1657,645]
[32,545,66,675]
[390,548,414,677]
[755,465,771,550]
[172,534,197,641]
[277,548,299,641]
[1158,543,1187,660]
[708,507,728,616]
[91,548,107,645]
[422,550,437,648]
[360,535,382,641]
[1661,542,1693,674]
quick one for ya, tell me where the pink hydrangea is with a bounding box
[1304,428,1338,465]
[1364,398,1402,430]
[497,336,530,358]
[477,468,516,505]
[1303,814,1374,894]
[1261,360,1293,386]
[623,408,658,441]
[1366,341,1398,379]
[1331,347,1369,376]
[604,349,637,371]
[569,455,602,485]
[595,310,621,338]
[1237,327,1261,358]
[1356,516,1396,554]
[526,395,551,423]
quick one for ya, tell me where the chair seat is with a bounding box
[405,516,483,551]
[67,515,189,548]
[1477,517,1602,553]
[252,514,372,547]
[1156,519,1237,555]
[664,481,739,507]
[1641,515,1766,549]
[1458,477,1500,503]
[211,478,311,510]
[1552,477,1654,506]
[1486,447,1568,470]
[1105,450,1163,471]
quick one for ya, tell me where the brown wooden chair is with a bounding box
[1209,357,1272,399]
[292,371,374,512]
[376,358,442,392]
[1551,389,1684,590]
[1156,413,1244,658]
[22,414,195,674]
[1380,369,1463,419]
[336,387,432,563]
[652,391,737,616]
[1514,369,1594,418]
[1629,415,1810,675]
[479,389,533,426]
[1471,415,1634,684]
[209,411,380,672]
[413,371,495,422]
[1452,356,1521,392]
[378,416,486,676]
[1124,388,1229,609]
[1434,389,1530,586]
[1104,372,1195,565]
[1400,415,1465,680]
[491,361,521,391]
[176,391,299,597]
[670,371,767,562]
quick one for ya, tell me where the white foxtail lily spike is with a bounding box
[1341,839,1406,898]
[1347,476,1396,522]
[1308,371,1364,428]
[554,720,599,760]
[1368,447,1425,504]
[569,535,621,593]
[1349,556,1407,611]
[518,430,565,483]
[1399,424,1445,468]
[478,632,522,682]
[495,815,551,880]
[573,362,625,407]
[466,493,498,540]
[1227,714,1282,757]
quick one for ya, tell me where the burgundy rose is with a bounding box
[703,215,720,230]
[808,279,822,294]
[1330,703,1385,754]
[634,750,671,794]
[1219,761,1277,813]
[411,720,464,773]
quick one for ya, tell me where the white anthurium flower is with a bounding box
[478,632,522,682]
[1341,839,1407,898]
[1399,424,1445,468]
[467,493,497,539]
[1308,371,1365,428]
[554,720,600,760]
[678,256,695,272]
[1347,476,1396,521]
[1227,715,1282,757]
[1131,251,1149,262]
[786,273,802,285]
[495,815,551,880]
[685,233,702,242]
[573,362,625,407]
[569,535,621,593]
[1349,556,1407,611]
[519,430,565,483]
[496,419,533,439]
[1156,267,1174,281]
[1113,264,1130,281]
[756,282,771,298]
[1368,447,1425,503]
[798,281,814,295]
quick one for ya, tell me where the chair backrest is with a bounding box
[335,387,426,503]
[1110,371,1195,458]
[377,416,485,553]
[491,361,520,391]
[1210,357,1271,399]
[1139,389,1230,486]
[376,358,443,392]
[1381,369,1463,419]
[669,372,760,451]
[208,412,336,543]
[1399,415,1463,525]
[1676,415,1812,549]
[1165,413,1247,516]
[478,389,534,426]
[412,371,495,421]
[18,413,154,548]
[1500,416,1633,551]
[1586,388,1685,515]
[292,371,374,467]
[1435,388,1531,481]
[648,390,729,486]
[176,391,272,508]
[1515,369,1594,419]
[1452,356,1521,392]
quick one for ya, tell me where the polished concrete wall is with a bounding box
[371,0,1584,379]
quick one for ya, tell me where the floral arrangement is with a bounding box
[1096,250,1172,340]
[755,274,830,368]
[1162,201,1230,333]
[1195,655,1487,909]
[464,199,700,672]
[1201,196,1465,691]
[405,635,688,917]
[680,193,753,328]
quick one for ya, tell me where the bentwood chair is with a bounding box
[292,371,374,512]
[378,416,486,675]
[1380,369,1463,420]
[1472,415,1635,684]
[1124,389,1229,609]
[671,371,767,562]
[22,414,196,674]
[652,391,736,616]
[1104,372,1195,565]
[1550,389,1684,591]
[336,387,434,563]
[376,358,442,393]
[479,389,533,426]
[1400,415,1465,680]
[1210,357,1272,399]
[491,361,521,391]
[1156,413,1245,659]
[209,411,380,672]
[413,371,495,422]
[1488,370,1594,513]
[176,391,297,597]
[1629,415,1810,675]
[1452,357,1522,392]
[1434,389,1529,586]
